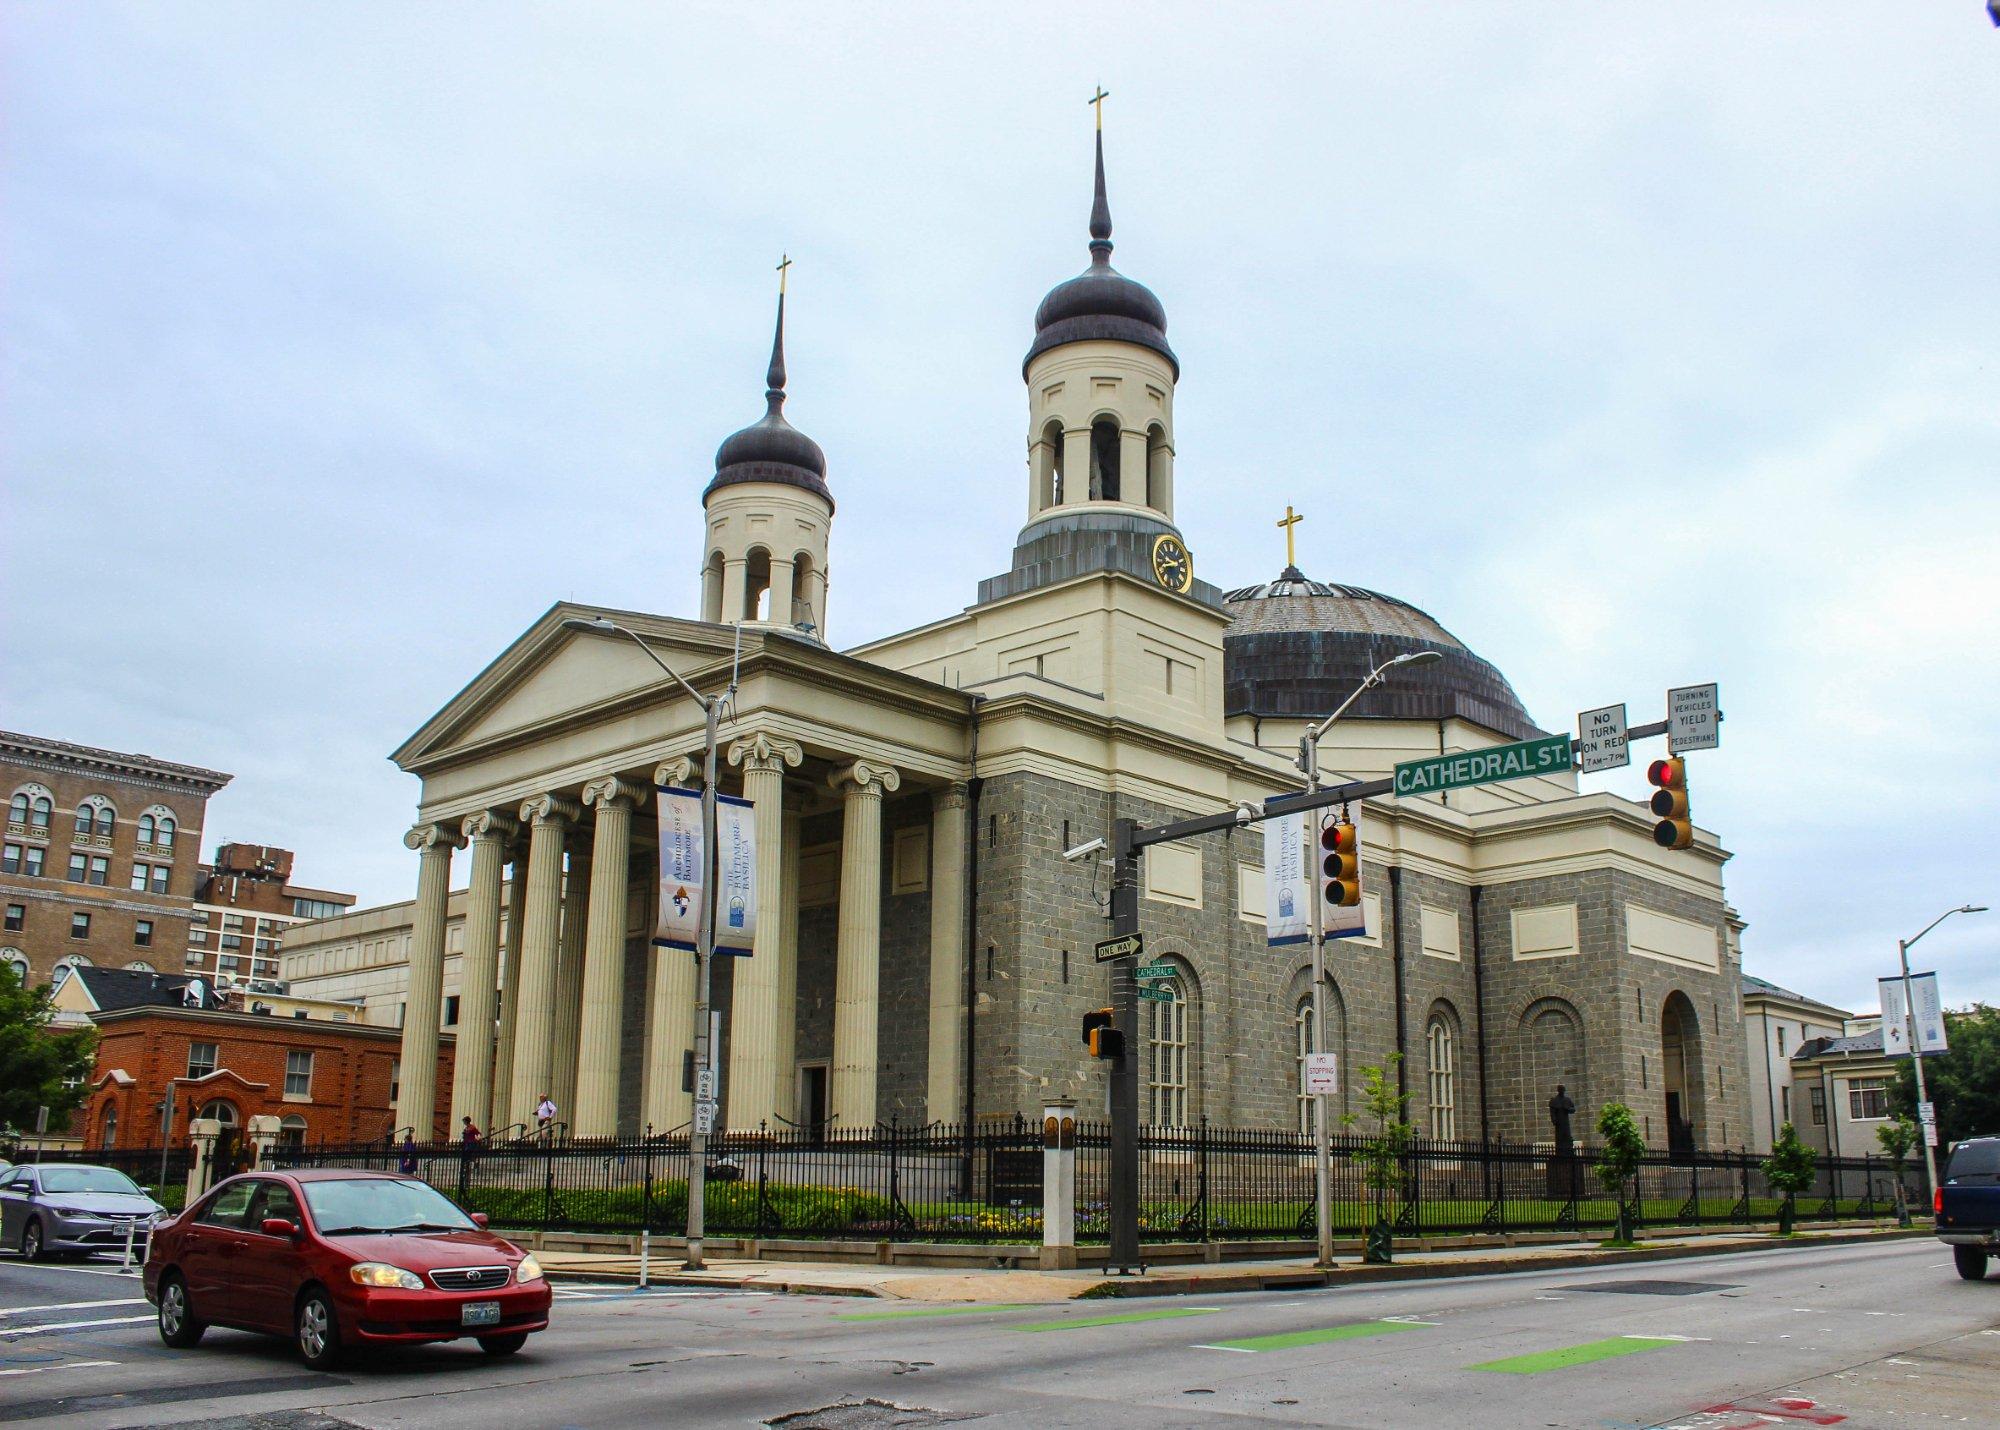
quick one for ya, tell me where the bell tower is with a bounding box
[700,262,835,639]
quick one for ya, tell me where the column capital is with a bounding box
[519,793,583,828]
[728,732,804,775]
[934,781,971,813]
[405,821,467,852]
[581,775,646,811]
[461,808,519,843]
[654,755,698,787]
[830,759,901,799]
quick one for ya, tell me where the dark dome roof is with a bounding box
[704,291,833,508]
[1024,132,1177,377]
[1221,567,1542,740]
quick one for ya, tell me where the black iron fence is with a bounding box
[19,1142,196,1208]
[36,1121,1914,1244]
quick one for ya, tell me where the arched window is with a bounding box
[74,798,115,840]
[127,960,155,973]
[742,547,772,623]
[1146,974,1189,1127]
[1088,418,1121,502]
[279,1114,308,1148]
[138,814,156,843]
[1295,998,1316,1133]
[52,953,90,988]
[100,1104,118,1149]
[1145,423,1170,511]
[1,948,28,985]
[156,816,176,850]
[791,551,817,631]
[30,796,51,829]
[1426,1010,1458,1142]
[1039,418,1066,508]
[197,1099,238,1127]
[74,805,93,836]
[95,805,114,838]
[701,551,725,624]
[7,793,25,824]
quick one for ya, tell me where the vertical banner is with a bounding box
[1264,811,1309,947]
[713,792,756,956]
[1321,805,1368,940]
[654,785,704,951]
[1880,972,1949,1056]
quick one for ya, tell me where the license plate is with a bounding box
[461,1301,501,1327]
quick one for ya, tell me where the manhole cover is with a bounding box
[766,1400,978,1428]
[1558,1279,1742,1296]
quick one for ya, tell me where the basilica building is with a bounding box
[379,129,1750,1153]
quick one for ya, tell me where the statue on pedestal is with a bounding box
[1546,1084,1582,1200]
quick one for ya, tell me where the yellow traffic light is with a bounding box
[1647,757,1693,850]
[1320,820,1361,907]
[1081,1007,1123,1059]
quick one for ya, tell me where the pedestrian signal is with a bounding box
[1647,757,1693,850]
[1320,820,1361,907]
[1081,1007,1123,1060]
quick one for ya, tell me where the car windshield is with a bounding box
[299,1178,476,1234]
[40,1167,144,1195]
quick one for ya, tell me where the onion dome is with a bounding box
[704,291,833,509]
[1222,567,1542,740]
[1024,131,1177,377]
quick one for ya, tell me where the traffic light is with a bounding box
[1082,1007,1123,1060]
[1647,757,1693,850]
[1320,819,1361,908]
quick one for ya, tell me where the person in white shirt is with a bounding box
[535,1095,557,1139]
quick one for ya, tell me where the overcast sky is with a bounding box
[5,4,1996,1014]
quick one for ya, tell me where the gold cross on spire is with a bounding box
[1089,85,1110,131]
[1277,505,1304,568]
[776,253,792,296]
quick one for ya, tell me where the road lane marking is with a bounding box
[1013,1307,1221,1333]
[1193,1344,1257,1353]
[1,1315,155,1337]
[1199,1320,1427,1353]
[0,1359,120,1378]
[0,1299,147,1318]
[836,1305,1034,1321]
[1471,1335,1680,1374]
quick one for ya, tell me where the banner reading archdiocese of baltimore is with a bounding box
[1263,811,1309,947]
[1879,972,1949,1057]
[653,785,757,957]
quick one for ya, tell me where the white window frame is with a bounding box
[1295,999,1315,1134]
[187,1041,218,1079]
[284,1050,314,1099]
[1146,977,1189,1127]
[1426,1015,1456,1142]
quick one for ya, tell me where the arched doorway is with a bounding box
[1660,991,1706,1157]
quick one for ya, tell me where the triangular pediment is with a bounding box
[393,603,740,772]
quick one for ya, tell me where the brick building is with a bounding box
[77,966,453,1150]
[2,730,230,989]
[189,842,357,985]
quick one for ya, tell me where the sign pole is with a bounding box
[1899,936,1940,1210]
[1108,818,1141,1273]
[685,693,720,1271]
[1301,739,1334,1268]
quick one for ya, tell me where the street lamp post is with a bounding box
[562,616,738,1270]
[1896,903,1987,1211]
[1298,650,1442,1267]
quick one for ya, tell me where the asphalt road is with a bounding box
[2,1238,1995,1428]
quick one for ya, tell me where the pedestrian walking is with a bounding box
[460,1115,482,1150]
[535,1094,557,1139]
[398,1131,418,1176]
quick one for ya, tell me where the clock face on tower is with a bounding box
[1151,533,1194,593]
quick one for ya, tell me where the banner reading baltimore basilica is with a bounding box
[653,785,757,956]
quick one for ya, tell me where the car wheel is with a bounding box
[157,1274,207,1348]
[296,1288,343,1370]
[478,1332,528,1356]
[21,1219,46,1262]
[1953,1245,1989,1281]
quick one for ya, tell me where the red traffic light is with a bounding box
[1646,757,1693,850]
[1321,820,1361,907]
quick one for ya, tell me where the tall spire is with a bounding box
[765,254,791,415]
[1088,87,1113,259]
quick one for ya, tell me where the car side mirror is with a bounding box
[468,1212,489,1229]
[261,1217,299,1238]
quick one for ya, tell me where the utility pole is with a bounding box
[1302,741,1334,1268]
[1107,818,1141,1273]
[685,692,721,1271]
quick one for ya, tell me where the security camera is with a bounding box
[1234,802,1258,825]
[1063,836,1107,862]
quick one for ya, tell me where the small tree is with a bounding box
[1594,1102,1645,1245]
[1875,1116,1918,1227]
[1342,1053,1413,1264]
[0,963,97,1137]
[1763,1121,1818,1235]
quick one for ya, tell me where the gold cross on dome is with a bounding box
[1089,86,1110,131]
[775,253,792,296]
[1277,505,1304,568]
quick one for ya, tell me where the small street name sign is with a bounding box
[1576,703,1629,773]
[1095,933,1144,964]
[1393,733,1573,798]
[1135,963,1177,981]
[1138,985,1174,1002]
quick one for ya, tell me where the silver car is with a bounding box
[0,1162,165,1260]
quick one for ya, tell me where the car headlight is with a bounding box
[48,1206,84,1218]
[514,1253,544,1284]
[349,1262,425,1290]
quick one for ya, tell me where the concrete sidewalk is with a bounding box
[538,1224,1928,1303]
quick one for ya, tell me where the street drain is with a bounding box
[1558,1279,1742,1296]
[765,1399,979,1428]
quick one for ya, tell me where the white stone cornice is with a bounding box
[581,775,646,810]
[655,756,698,787]
[461,809,519,843]
[728,732,804,775]
[518,793,583,827]
[405,821,467,852]
[934,781,970,812]
[830,759,900,799]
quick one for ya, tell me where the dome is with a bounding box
[704,291,833,509]
[1222,567,1542,740]
[1023,131,1178,378]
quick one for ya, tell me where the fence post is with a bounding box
[642,1124,655,1236]
[1195,1117,1211,1244]
[1041,1100,1077,1270]
[245,1114,281,1172]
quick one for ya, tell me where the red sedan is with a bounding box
[143,1169,552,1368]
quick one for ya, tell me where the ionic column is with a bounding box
[509,793,579,1124]
[725,733,803,1128]
[829,759,899,1129]
[1119,428,1147,503]
[574,776,641,1139]
[721,558,748,624]
[644,757,697,1132]
[927,783,969,1124]
[450,809,515,1134]
[396,821,464,1137]
[491,840,529,1131]
[775,805,803,1122]
[768,558,797,628]
[550,846,591,1121]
